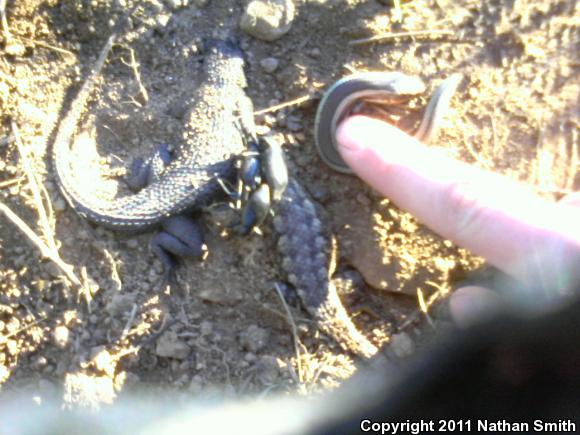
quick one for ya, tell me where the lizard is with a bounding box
[51,5,380,358]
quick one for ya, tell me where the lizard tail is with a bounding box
[274,179,378,358]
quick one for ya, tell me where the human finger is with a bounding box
[336,115,580,296]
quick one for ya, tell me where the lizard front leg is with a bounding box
[125,143,208,281]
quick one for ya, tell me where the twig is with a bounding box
[11,121,58,252]
[0,201,80,286]
[125,47,148,103]
[253,93,315,116]
[462,132,492,169]
[17,36,75,57]
[0,176,24,189]
[0,316,47,344]
[121,303,138,339]
[0,0,11,39]
[273,283,303,384]
[349,29,455,47]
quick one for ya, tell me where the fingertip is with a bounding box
[335,116,371,155]
[449,286,503,328]
[335,116,414,171]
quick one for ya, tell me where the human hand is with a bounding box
[336,115,580,326]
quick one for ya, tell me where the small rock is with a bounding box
[154,13,171,31]
[91,346,116,377]
[155,331,191,360]
[53,325,70,349]
[276,110,286,127]
[198,287,239,305]
[240,0,296,41]
[164,0,188,11]
[52,197,67,212]
[260,57,279,73]
[309,183,330,203]
[45,262,61,278]
[31,355,48,370]
[255,355,280,384]
[63,373,116,410]
[239,325,269,353]
[105,292,136,316]
[5,339,18,355]
[390,332,415,358]
[309,47,321,58]
[244,352,257,363]
[5,40,26,57]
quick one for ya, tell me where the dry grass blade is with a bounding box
[2,121,81,286]
[0,316,47,345]
[349,29,454,46]
[11,121,57,251]
[17,36,75,57]
[0,201,80,286]
[0,0,11,39]
[253,93,315,116]
[273,283,304,384]
[0,176,24,189]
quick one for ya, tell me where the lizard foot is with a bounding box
[125,143,174,191]
[151,215,208,282]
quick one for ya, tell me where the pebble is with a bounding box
[105,292,136,316]
[52,197,67,212]
[276,110,286,127]
[198,287,240,305]
[255,355,280,384]
[239,325,269,353]
[5,40,26,57]
[309,183,330,203]
[5,339,18,355]
[45,262,61,278]
[53,325,70,349]
[31,355,48,370]
[163,0,188,11]
[309,47,321,58]
[240,0,296,41]
[155,331,191,360]
[260,57,279,73]
[91,346,116,377]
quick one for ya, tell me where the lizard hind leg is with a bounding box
[123,143,208,282]
[125,143,174,191]
[151,215,208,284]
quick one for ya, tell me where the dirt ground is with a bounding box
[0,0,577,409]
